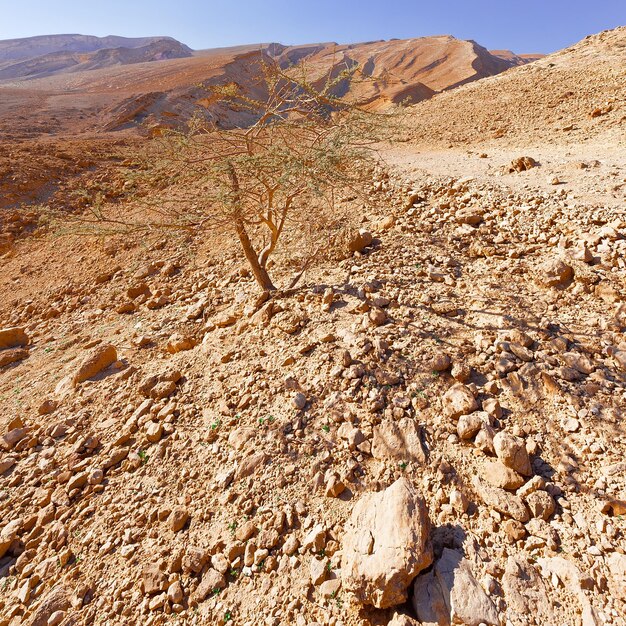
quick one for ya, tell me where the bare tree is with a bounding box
[61,55,387,291]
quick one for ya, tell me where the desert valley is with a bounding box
[0,23,625,626]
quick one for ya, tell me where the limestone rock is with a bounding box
[508,156,537,172]
[457,413,483,440]
[341,477,432,608]
[349,229,373,253]
[371,418,427,464]
[413,548,499,626]
[169,507,189,532]
[166,333,197,353]
[473,476,529,522]
[482,459,525,490]
[142,564,168,594]
[493,431,532,476]
[0,348,29,367]
[525,490,556,520]
[0,326,29,349]
[194,568,226,601]
[540,259,574,287]
[24,585,70,626]
[0,518,22,558]
[502,557,552,622]
[442,383,478,419]
[73,344,117,385]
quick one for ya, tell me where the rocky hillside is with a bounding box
[406,27,626,148]
[1,26,625,626]
[1,139,625,625]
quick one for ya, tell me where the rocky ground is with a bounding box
[1,25,625,626]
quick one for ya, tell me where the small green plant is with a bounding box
[211,419,221,431]
[224,611,232,622]
[138,450,148,464]
[321,425,330,433]
[212,588,222,596]
[399,461,408,471]
[229,569,239,579]
[228,521,237,535]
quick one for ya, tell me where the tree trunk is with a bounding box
[235,218,276,291]
[227,160,276,291]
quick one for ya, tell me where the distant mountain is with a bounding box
[0,39,193,80]
[0,34,190,62]
[263,36,516,109]
[490,49,545,66]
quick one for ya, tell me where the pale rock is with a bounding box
[457,413,483,440]
[482,459,525,490]
[442,383,478,419]
[0,456,16,474]
[146,421,163,443]
[310,557,329,585]
[525,490,556,520]
[341,477,432,608]
[493,431,532,476]
[540,259,573,287]
[349,229,373,253]
[372,418,427,464]
[502,557,552,621]
[169,507,189,532]
[166,333,196,354]
[472,476,529,522]
[73,344,117,385]
[412,548,498,626]
[302,525,326,553]
[292,392,307,410]
[142,564,168,594]
[193,568,225,601]
[0,326,29,349]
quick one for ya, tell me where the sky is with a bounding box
[0,0,625,54]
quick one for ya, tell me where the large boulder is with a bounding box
[413,548,499,626]
[341,477,432,608]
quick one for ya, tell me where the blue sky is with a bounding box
[1,0,625,53]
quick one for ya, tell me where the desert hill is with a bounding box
[406,26,626,148]
[0,33,521,138]
[265,36,514,108]
[0,32,531,213]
